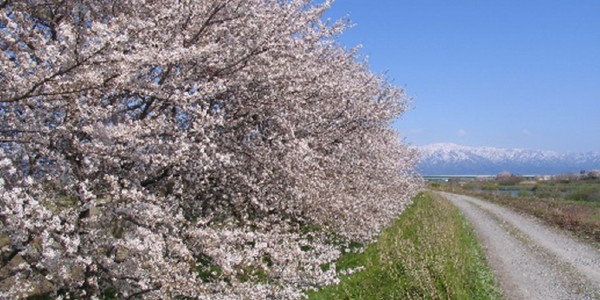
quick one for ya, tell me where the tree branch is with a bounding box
[141,166,172,187]
[0,45,108,103]
[126,285,162,300]
[183,0,235,47]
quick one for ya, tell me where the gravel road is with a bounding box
[439,192,600,300]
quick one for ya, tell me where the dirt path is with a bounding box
[439,192,600,300]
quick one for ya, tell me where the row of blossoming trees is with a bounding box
[0,0,421,298]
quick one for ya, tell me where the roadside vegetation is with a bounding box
[0,1,422,298]
[430,174,600,244]
[307,192,500,300]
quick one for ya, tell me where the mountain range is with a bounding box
[417,143,600,175]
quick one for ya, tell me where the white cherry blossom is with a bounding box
[1,0,421,298]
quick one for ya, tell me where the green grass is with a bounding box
[307,192,500,300]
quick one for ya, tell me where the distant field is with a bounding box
[430,178,600,244]
[307,192,499,300]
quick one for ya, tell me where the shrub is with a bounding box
[567,187,600,202]
[0,1,421,298]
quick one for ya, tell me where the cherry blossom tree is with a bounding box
[0,0,421,298]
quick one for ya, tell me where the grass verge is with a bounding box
[306,192,500,300]
[434,180,600,244]
[470,193,599,244]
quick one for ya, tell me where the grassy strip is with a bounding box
[307,192,500,300]
[475,193,599,243]
[434,183,600,244]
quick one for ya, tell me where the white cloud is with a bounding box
[457,129,468,137]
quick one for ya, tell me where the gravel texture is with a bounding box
[440,192,600,300]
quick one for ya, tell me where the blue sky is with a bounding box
[324,1,600,153]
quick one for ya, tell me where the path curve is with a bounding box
[439,192,600,300]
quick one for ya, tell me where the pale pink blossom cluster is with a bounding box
[1,0,421,298]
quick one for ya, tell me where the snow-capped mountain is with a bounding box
[417,143,600,175]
